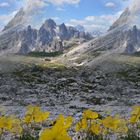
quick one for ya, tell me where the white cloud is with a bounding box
[0,2,10,7]
[47,0,80,5]
[105,2,116,8]
[85,16,95,21]
[128,0,140,27]
[24,0,48,14]
[129,0,140,12]
[67,11,122,32]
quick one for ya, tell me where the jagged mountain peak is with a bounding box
[0,9,92,55]
[43,18,57,29]
[109,8,130,31]
[59,23,66,28]
[3,8,26,31]
[59,23,67,31]
[109,2,140,31]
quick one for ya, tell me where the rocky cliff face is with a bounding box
[18,25,38,54]
[108,6,140,54]
[0,10,92,55]
[59,23,69,40]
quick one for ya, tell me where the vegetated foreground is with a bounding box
[0,54,140,116]
[0,105,139,140]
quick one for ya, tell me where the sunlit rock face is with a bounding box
[109,0,140,31]
[109,8,130,31]
[106,0,140,54]
[2,8,26,31]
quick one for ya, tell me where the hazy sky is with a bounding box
[0,0,131,31]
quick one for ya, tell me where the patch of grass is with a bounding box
[13,71,37,83]
[27,51,63,58]
[87,97,103,105]
[12,61,68,84]
[38,61,66,69]
[116,71,129,78]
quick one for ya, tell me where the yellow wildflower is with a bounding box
[39,115,72,140]
[90,122,101,135]
[114,115,128,133]
[11,118,22,134]
[82,109,98,119]
[0,116,5,128]
[23,105,49,123]
[129,106,140,123]
[2,117,12,131]
[102,116,120,131]
[65,116,73,129]
[75,118,87,132]
[54,114,72,129]
[39,127,71,140]
[0,116,13,132]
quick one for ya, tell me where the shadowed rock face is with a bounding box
[124,25,140,53]
[18,25,38,54]
[59,23,69,40]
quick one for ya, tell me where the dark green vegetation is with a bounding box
[20,134,38,140]
[133,51,140,57]
[27,51,63,57]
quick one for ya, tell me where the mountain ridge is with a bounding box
[61,7,140,66]
[0,9,92,55]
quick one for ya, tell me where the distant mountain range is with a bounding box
[1,5,140,56]
[64,7,140,66]
[0,8,92,55]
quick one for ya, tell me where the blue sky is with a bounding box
[0,0,130,31]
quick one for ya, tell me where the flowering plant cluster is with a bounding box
[0,105,139,140]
